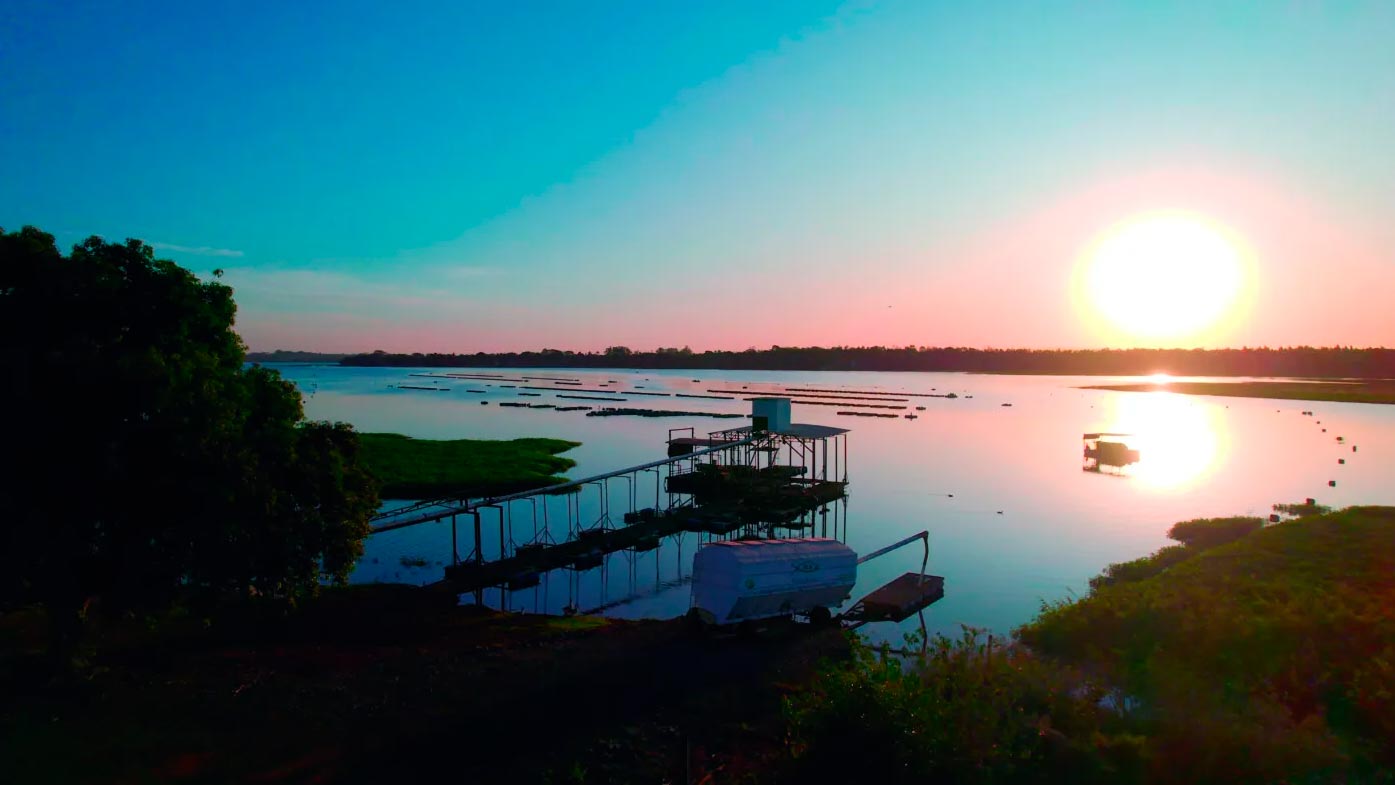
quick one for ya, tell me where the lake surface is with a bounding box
[270,364,1395,642]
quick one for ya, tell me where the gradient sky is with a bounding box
[4,1,1393,352]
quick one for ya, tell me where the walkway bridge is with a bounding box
[368,421,851,595]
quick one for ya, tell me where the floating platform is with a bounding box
[851,573,945,623]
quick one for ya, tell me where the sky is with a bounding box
[3,0,1393,352]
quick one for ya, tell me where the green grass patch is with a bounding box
[786,507,1395,783]
[1080,380,1395,404]
[1022,506,1395,780]
[359,433,580,499]
[544,616,609,633]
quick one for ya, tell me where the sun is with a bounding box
[1075,211,1252,344]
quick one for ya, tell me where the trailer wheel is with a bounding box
[810,606,832,627]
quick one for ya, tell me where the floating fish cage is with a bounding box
[1082,432,1141,474]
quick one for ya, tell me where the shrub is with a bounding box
[1165,516,1264,549]
[1089,545,1193,591]
[782,628,1135,784]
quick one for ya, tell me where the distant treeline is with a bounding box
[337,346,1395,378]
[247,350,347,363]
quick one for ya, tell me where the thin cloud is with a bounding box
[151,242,244,258]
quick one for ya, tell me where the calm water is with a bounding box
[271,364,1395,642]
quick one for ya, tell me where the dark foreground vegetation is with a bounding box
[340,345,1395,377]
[1084,379,1395,404]
[785,506,1395,784]
[359,433,579,498]
[1,588,847,783]
[1,227,379,665]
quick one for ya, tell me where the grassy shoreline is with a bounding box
[787,506,1395,783]
[359,433,580,499]
[1081,379,1395,404]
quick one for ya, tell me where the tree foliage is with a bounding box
[0,227,379,619]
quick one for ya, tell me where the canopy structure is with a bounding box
[716,423,849,439]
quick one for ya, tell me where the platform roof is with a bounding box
[719,423,849,439]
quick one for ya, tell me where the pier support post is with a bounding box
[472,511,483,566]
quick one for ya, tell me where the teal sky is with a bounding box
[4,1,1393,351]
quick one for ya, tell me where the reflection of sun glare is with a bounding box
[1105,392,1226,489]
[1075,211,1253,345]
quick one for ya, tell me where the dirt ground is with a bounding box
[1,584,849,784]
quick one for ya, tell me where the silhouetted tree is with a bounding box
[0,227,379,660]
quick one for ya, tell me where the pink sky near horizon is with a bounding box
[233,165,1395,354]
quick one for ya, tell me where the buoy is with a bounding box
[1306,498,1316,505]
[1329,480,1337,487]
[1339,459,1345,464]
[1353,446,1358,452]
[1269,514,1280,523]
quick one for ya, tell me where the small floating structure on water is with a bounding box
[1082,432,1141,474]
[587,407,743,419]
[397,384,449,391]
[783,399,905,410]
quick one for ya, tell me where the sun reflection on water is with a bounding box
[1103,392,1227,490]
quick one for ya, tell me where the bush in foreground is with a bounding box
[783,628,1140,784]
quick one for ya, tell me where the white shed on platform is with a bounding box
[690,538,857,625]
[750,397,792,433]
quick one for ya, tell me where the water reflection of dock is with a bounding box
[369,400,852,598]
